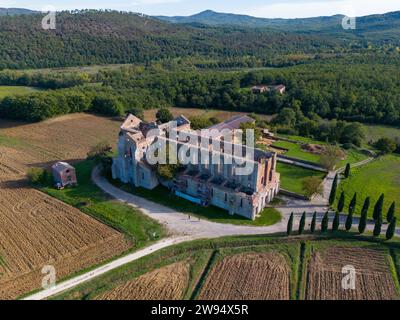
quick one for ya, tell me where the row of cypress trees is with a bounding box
[287,207,397,240]
[287,210,397,240]
[321,163,397,239]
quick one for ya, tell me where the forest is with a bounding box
[0,10,399,138]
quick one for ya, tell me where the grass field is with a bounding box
[42,160,166,247]
[112,181,281,226]
[335,155,400,219]
[0,85,40,98]
[277,162,326,195]
[362,124,400,143]
[53,233,400,300]
[273,138,368,168]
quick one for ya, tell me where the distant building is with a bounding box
[251,84,286,95]
[52,162,77,188]
[112,114,280,220]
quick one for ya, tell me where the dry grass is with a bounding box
[97,262,190,300]
[198,252,290,300]
[143,107,273,123]
[0,114,131,299]
[306,247,398,300]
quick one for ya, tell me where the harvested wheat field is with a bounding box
[0,113,121,164]
[0,149,131,299]
[198,252,290,300]
[306,247,398,300]
[0,114,131,299]
[97,262,190,300]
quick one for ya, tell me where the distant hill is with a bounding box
[0,9,399,70]
[156,9,400,38]
[0,8,39,16]
[156,10,344,30]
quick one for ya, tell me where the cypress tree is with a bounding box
[349,193,357,215]
[344,163,351,178]
[311,212,317,233]
[386,217,397,240]
[337,192,345,213]
[361,197,371,217]
[373,194,385,220]
[332,212,340,231]
[358,207,368,234]
[321,212,329,232]
[373,215,382,237]
[287,212,294,236]
[345,211,353,231]
[329,174,338,206]
[387,202,396,223]
[299,212,306,235]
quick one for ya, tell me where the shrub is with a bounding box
[87,141,112,161]
[302,176,323,198]
[156,108,173,123]
[27,167,48,185]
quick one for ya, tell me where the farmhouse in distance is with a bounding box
[112,114,280,220]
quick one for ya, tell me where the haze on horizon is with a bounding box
[2,0,400,19]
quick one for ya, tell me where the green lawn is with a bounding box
[273,140,321,163]
[334,155,400,219]
[0,85,40,98]
[113,181,281,227]
[277,162,326,195]
[41,160,166,249]
[273,137,368,168]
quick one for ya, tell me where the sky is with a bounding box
[2,0,400,18]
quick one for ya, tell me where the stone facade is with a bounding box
[112,114,280,220]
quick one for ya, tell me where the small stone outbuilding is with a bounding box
[52,161,77,188]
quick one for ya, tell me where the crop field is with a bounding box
[0,85,40,98]
[54,236,400,301]
[0,147,131,299]
[0,113,122,163]
[335,155,400,218]
[0,114,157,299]
[97,262,190,300]
[198,252,291,300]
[306,246,398,300]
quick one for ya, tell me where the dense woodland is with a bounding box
[0,10,399,138]
[0,10,389,70]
